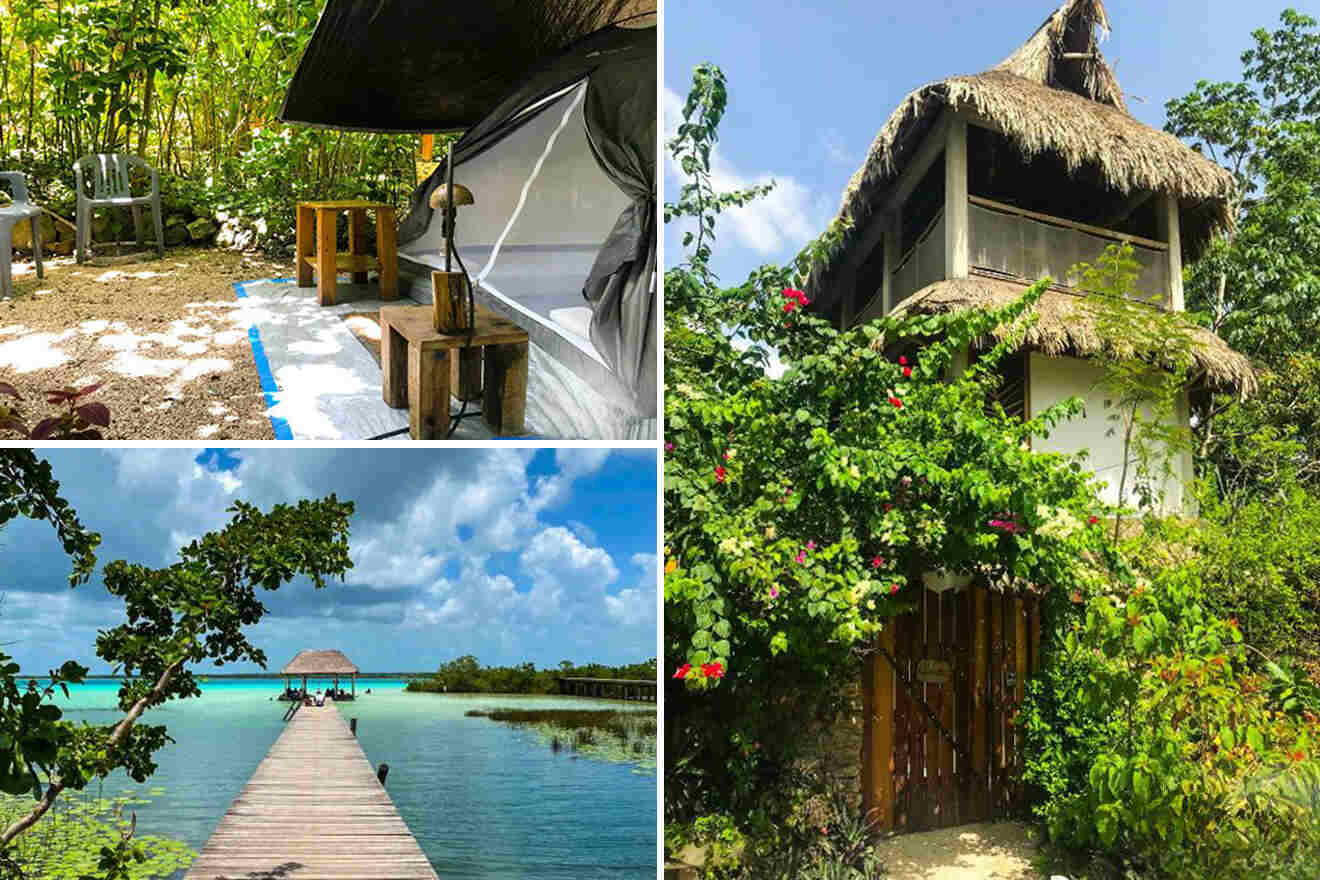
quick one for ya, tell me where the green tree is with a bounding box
[1165,9,1320,488]
[1074,243,1200,537]
[0,450,355,878]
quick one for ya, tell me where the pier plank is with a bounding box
[184,705,438,880]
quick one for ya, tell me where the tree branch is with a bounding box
[0,656,184,848]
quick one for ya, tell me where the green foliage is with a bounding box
[0,451,355,876]
[664,782,883,880]
[1166,9,1320,366]
[1,0,437,256]
[1074,244,1199,531]
[663,63,1113,855]
[1021,563,1320,878]
[404,656,655,695]
[1125,481,1320,671]
[1202,354,1320,497]
[1165,10,1320,498]
[0,789,194,880]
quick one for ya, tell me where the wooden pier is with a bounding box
[184,704,437,880]
[555,676,656,702]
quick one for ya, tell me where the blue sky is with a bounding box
[1,448,657,675]
[663,0,1320,282]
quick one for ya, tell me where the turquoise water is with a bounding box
[47,677,656,879]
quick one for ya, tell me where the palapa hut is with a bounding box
[799,0,1258,836]
[281,649,360,700]
[807,0,1255,513]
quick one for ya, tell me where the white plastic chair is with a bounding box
[0,171,44,298]
[73,153,164,263]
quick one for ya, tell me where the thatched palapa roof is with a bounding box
[281,649,359,676]
[885,276,1257,394]
[809,0,1236,291]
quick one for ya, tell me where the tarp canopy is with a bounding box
[279,0,654,132]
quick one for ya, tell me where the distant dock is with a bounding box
[555,677,656,702]
[184,704,438,880]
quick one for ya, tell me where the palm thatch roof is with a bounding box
[882,275,1256,394]
[809,0,1236,292]
[281,649,360,676]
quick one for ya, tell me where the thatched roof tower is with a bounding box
[810,0,1235,288]
[807,0,1253,392]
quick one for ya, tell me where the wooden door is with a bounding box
[861,584,1040,832]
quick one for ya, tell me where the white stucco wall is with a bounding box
[1028,353,1191,513]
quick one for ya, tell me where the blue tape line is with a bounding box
[232,280,294,440]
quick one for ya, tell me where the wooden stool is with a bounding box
[295,200,398,306]
[380,304,530,439]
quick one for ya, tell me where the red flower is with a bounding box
[1289,749,1306,762]
[783,301,798,313]
[673,664,692,679]
[883,503,893,512]
[871,555,884,569]
[1227,618,1239,630]
[1088,515,1099,525]
[889,583,900,595]
[898,356,907,365]
[715,465,727,483]
[701,662,725,679]
[903,366,912,378]
[888,397,903,408]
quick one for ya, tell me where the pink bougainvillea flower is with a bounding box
[783,288,807,302]
[903,366,913,378]
[888,396,903,408]
[714,465,727,483]
[806,540,817,551]
[664,442,674,453]
[898,356,908,365]
[783,301,798,313]
[883,503,893,512]
[723,449,732,460]
[795,550,807,564]
[769,586,779,599]
[872,555,884,568]
[701,662,725,679]
[673,664,692,679]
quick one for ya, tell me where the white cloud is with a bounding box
[663,86,824,257]
[605,553,657,626]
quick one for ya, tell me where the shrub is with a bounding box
[1021,564,1320,879]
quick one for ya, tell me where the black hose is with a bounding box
[445,239,478,438]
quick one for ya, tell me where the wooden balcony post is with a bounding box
[883,209,899,314]
[945,116,969,280]
[1157,193,1183,311]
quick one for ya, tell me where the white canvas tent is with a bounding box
[281,4,656,439]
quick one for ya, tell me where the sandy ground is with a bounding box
[873,822,1041,879]
[0,247,294,440]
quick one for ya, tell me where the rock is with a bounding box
[164,216,189,246]
[9,213,57,253]
[186,218,218,242]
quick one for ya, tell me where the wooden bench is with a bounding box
[379,304,530,439]
[296,200,398,306]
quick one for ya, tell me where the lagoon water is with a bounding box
[50,677,656,879]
